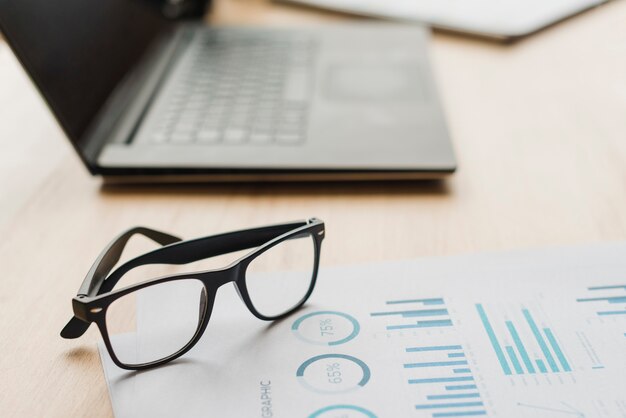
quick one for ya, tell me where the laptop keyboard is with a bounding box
[149,32,318,146]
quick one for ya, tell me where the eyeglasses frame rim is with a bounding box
[71,218,324,371]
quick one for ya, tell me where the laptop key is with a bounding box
[197,129,221,143]
[284,71,308,103]
[249,133,273,144]
[223,129,247,144]
[151,132,168,143]
[276,133,301,144]
[171,132,194,143]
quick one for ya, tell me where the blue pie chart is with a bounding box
[296,353,371,394]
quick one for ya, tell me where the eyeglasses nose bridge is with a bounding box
[191,283,218,344]
[198,286,208,325]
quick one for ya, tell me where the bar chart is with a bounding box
[404,344,487,417]
[370,298,453,331]
[576,284,626,317]
[475,304,571,376]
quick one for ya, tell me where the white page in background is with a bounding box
[283,0,602,37]
[100,243,626,417]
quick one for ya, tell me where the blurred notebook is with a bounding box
[277,0,608,40]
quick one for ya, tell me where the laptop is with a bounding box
[277,0,608,41]
[0,0,456,182]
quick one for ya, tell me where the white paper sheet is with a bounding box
[99,243,626,417]
[277,0,604,39]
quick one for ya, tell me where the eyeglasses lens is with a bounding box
[105,279,206,366]
[245,232,316,318]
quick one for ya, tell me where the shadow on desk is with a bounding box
[99,179,451,198]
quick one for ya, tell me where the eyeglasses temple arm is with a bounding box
[98,221,310,296]
[60,227,182,339]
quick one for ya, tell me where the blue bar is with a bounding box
[453,368,471,374]
[428,393,481,400]
[409,376,474,384]
[404,361,468,368]
[448,352,466,358]
[536,359,547,373]
[387,298,445,305]
[588,285,626,291]
[576,296,626,303]
[415,402,483,409]
[432,412,487,417]
[388,324,425,330]
[407,345,462,352]
[418,319,453,327]
[522,309,559,373]
[446,385,477,391]
[505,346,524,374]
[597,310,626,316]
[592,365,605,369]
[506,321,535,374]
[388,320,453,330]
[543,328,571,372]
[475,304,512,375]
[370,309,448,317]
[403,309,449,317]
[609,298,626,304]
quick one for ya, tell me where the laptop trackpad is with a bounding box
[324,64,423,101]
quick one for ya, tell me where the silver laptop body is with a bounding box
[98,24,456,181]
[0,0,455,181]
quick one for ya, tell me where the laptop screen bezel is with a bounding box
[0,0,175,173]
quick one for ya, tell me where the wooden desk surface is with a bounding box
[1,0,625,415]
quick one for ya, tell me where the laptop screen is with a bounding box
[0,0,170,147]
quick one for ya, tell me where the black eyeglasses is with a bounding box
[61,218,324,370]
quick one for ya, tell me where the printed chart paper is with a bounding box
[100,243,626,417]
